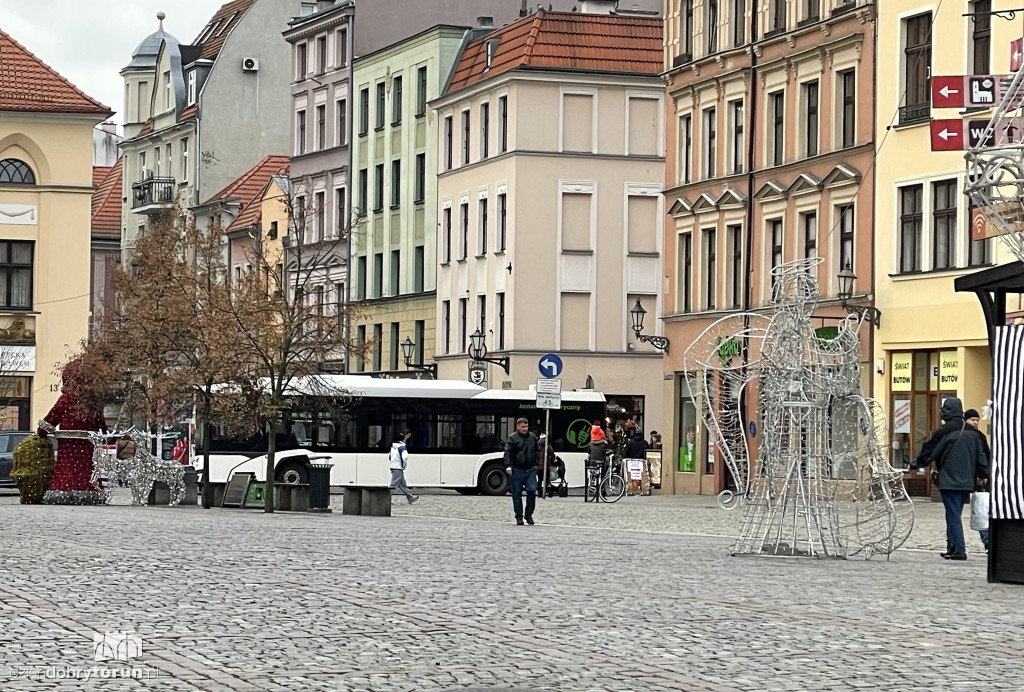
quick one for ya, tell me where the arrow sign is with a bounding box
[930,118,1024,151]
[538,353,563,377]
[1013,38,1023,72]
[931,76,965,108]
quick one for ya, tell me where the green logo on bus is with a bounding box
[566,419,592,449]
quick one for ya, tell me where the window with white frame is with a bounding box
[729,101,743,174]
[729,224,742,308]
[480,102,490,159]
[681,114,693,183]
[478,198,488,255]
[702,108,716,178]
[839,69,856,148]
[802,81,818,158]
[898,184,923,273]
[838,204,854,272]
[769,218,783,290]
[932,180,956,270]
[678,232,692,312]
[769,90,784,166]
[703,228,716,309]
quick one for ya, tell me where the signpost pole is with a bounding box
[543,408,551,498]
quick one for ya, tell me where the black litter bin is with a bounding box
[308,462,333,513]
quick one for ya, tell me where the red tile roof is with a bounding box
[194,0,257,61]
[138,119,154,135]
[206,155,289,233]
[92,165,112,189]
[447,11,662,93]
[91,159,123,239]
[178,104,198,123]
[0,28,112,115]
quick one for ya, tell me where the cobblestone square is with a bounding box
[0,491,1017,691]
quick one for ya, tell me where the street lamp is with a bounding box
[468,328,510,374]
[629,298,670,353]
[837,263,882,328]
[400,336,437,378]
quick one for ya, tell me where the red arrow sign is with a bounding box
[1013,38,1023,72]
[930,119,965,151]
[932,76,965,108]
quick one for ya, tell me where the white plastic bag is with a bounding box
[970,491,990,531]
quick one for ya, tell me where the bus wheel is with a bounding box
[478,462,509,496]
[276,461,309,485]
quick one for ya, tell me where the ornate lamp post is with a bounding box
[468,328,509,374]
[837,263,882,328]
[629,298,670,352]
[400,336,437,378]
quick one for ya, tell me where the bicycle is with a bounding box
[584,451,626,503]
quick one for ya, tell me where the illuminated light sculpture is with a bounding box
[683,258,914,558]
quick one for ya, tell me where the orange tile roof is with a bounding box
[91,159,123,239]
[92,165,112,189]
[138,119,154,135]
[447,11,662,93]
[206,155,289,233]
[194,0,257,61]
[0,28,111,115]
[178,104,198,122]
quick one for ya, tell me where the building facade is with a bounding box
[91,159,122,340]
[661,0,877,494]
[120,1,301,256]
[873,0,1010,495]
[0,28,112,428]
[431,9,666,435]
[348,26,469,376]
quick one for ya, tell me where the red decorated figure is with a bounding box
[37,360,108,504]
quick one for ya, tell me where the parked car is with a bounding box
[0,431,30,488]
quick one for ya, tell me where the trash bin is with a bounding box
[308,462,333,513]
[182,465,198,505]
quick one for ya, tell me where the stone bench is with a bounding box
[341,487,391,517]
[274,483,309,512]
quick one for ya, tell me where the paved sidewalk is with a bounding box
[0,491,1013,691]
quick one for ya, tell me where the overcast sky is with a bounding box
[4,1,218,127]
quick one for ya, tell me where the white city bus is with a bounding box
[193,375,605,495]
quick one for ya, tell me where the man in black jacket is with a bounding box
[912,397,990,560]
[504,418,539,525]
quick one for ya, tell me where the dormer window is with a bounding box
[187,70,197,105]
[485,39,499,69]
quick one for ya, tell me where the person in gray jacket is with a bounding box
[912,397,989,560]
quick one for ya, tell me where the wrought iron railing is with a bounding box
[131,177,175,209]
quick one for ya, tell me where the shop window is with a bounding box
[0,376,30,430]
[605,395,645,443]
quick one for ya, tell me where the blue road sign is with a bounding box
[538,353,563,378]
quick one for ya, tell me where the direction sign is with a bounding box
[468,361,487,387]
[536,378,562,395]
[930,118,1024,151]
[1013,38,1023,72]
[538,353,563,377]
[931,74,1019,109]
[536,392,561,410]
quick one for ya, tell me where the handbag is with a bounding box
[970,491,990,531]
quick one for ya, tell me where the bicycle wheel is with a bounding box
[600,473,626,503]
[584,468,595,502]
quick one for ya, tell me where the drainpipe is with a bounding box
[867,11,878,399]
[344,10,356,371]
[736,0,759,495]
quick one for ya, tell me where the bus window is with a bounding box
[437,414,462,450]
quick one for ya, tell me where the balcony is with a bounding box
[131,176,176,214]
[898,101,931,127]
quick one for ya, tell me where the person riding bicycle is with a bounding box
[588,422,610,471]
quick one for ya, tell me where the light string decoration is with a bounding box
[89,429,186,506]
[683,258,914,559]
[965,63,1024,263]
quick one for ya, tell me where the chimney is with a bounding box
[579,0,618,13]
[477,16,494,28]
[520,0,529,16]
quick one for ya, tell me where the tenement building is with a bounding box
[661,0,877,494]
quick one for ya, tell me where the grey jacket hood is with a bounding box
[941,397,964,422]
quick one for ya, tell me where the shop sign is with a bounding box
[891,353,913,392]
[714,336,742,367]
[940,350,959,388]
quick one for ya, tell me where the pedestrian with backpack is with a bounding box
[911,397,989,560]
[389,433,419,504]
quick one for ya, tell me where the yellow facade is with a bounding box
[874,3,1020,478]
[0,118,99,428]
[258,178,289,295]
[350,295,436,376]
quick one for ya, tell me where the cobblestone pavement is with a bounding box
[0,490,1015,691]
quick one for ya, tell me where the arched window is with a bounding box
[0,159,36,185]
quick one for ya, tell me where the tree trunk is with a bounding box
[264,419,276,513]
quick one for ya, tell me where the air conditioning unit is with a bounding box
[242,57,259,72]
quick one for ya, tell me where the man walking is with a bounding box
[505,418,539,525]
[389,433,418,504]
[912,398,989,560]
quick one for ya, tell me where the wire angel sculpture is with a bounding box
[683,258,914,559]
[88,429,186,506]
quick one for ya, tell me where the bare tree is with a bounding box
[218,187,367,512]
